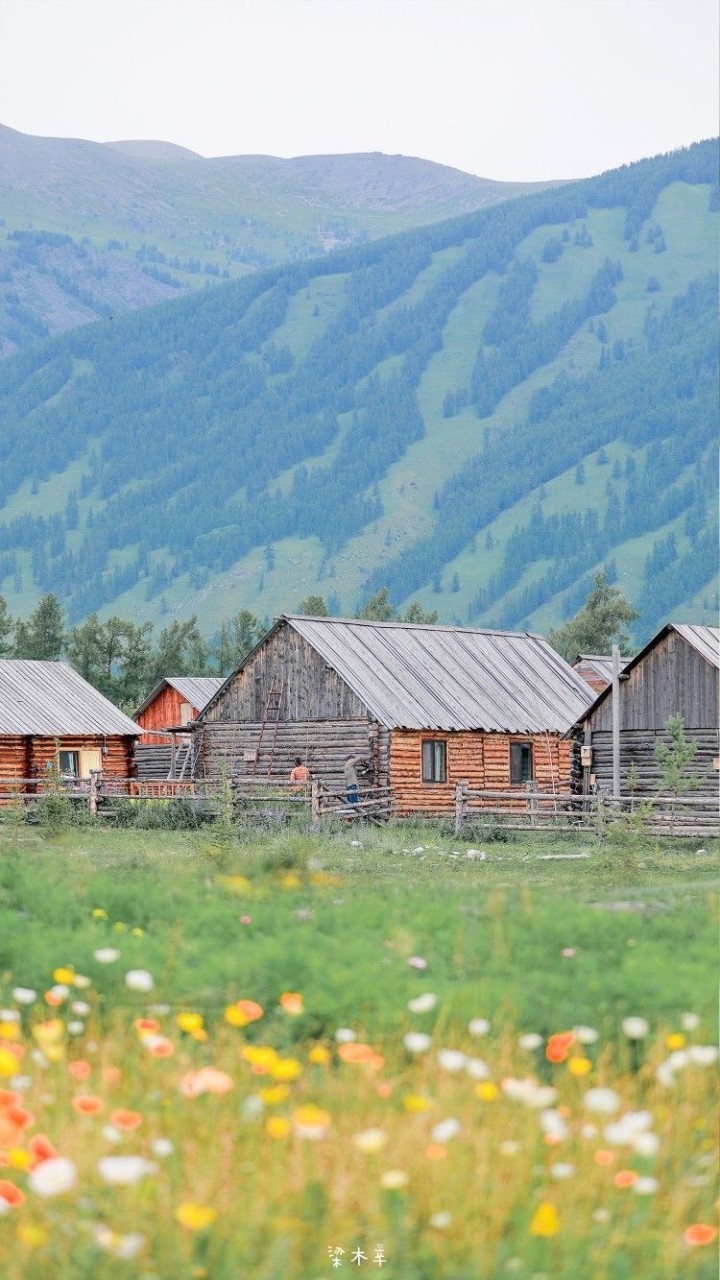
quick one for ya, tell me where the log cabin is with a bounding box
[571,623,720,797]
[196,616,595,817]
[134,677,224,780]
[0,659,142,790]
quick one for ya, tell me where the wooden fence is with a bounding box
[454,781,719,838]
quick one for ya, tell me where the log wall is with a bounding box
[389,730,572,817]
[580,727,719,796]
[0,736,31,780]
[199,718,390,792]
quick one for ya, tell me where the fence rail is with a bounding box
[454,781,719,837]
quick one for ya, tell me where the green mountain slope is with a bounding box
[0,140,717,643]
[0,123,553,353]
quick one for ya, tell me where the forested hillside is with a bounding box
[0,140,717,642]
[0,123,551,353]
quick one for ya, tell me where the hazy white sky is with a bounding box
[0,0,717,181]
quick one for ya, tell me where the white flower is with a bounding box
[429,1212,453,1229]
[124,970,154,993]
[0,1009,20,1023]
[593,1208,611,1224]
[667,1049,689,1071]
[29,1157,77,1197]
[72,974,91,989]
[430,1118,461,1144]
[335,1027,357,1044]
[407,993,437,1014]
[403,1032,431,1054]
[634,1176,659,1195]
[468,1018,490,1036]
[97,1156,158,1186]
[407,956,427,970]
[437,1049,466,1073]
[380,1170,408,1189]
[622,1016,649,1040]
[12,987,37,1004]
[242,1095,265,1118]
[465,1057,490,1080]
[687,1045,718,1066]
[49,984,69,1001]
[655,1062,676,1087]
[151,1137,174,1158]
[540,1110,568,1141]
[580,1123,598,1139]
[584,1087,621,1114]
[93,949,120,964]
[502,1078,557,1109]
[9,1075,31,1091]
[67,1021,85,1036]
[573,1025,599,1045]
[149,1003,171,1016]
[633,1131,660,1157]
[93,1227,145,1260]
[550,1162,576,1179]
[681,1012,700,1031]
[518,1033,542,1051]
[71,1001,91,1016]
[352,1128,387,1154]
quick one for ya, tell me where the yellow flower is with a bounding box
[241,1046,278,1069]
[113,922,127,933]
[31,1019,65,1047]
[259,1084,291,1105]
[53,967,74,984]
[177,1012,204,1034]
[190,1027,208,1042]
[403,1095,432,1113]
[476,1082,499,1102]
[292,1104,331,1139]
[529,1202,560,1237]
[132,928,145,938]
[175,1203,218,1232]
[266,1116,291,1139]
[270,1058,303,1082]
[8,1148,32,1170]
[91,908,108,920]
[217,875,252,894]
[16,1222,47,1248]
[0,1023,20,1041]
[568,1056,592,1076]
[224,1000,264,1028]
[308,1045,330,1066]
[666,1032,686,1050]
[280,871,300,889]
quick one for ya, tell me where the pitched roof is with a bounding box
[203,615,594,733]
[572,623,720,725]
[572,654,630,684]
[0,660,142,736]
[135,676,225,719]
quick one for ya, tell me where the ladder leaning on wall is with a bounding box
[252,681,285,776]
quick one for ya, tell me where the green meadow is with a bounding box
[0,822,717,1277]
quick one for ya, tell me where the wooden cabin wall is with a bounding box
[581,727,719,796]
[199,718,389,790]
[203,628,368,724]
[29,736,136,780]
[0,736,31,780]
[389,731,572,817]
[590,633,719,732]
[137,687,193,745]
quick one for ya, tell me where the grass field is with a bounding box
[0,820,717,1278]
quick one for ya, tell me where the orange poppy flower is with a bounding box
[0,1180,24,1208]
[135,1018,160,1034]
[546,1032,575,1063]
[613,1169,638,1188]
[148,1037,174,1058]
[594,1150,614,1166]
[68,1060,92,1081]
[684,1224,717,1247]
[279,992,304,1015]
[224,1000,264,1028]
[425,1144,448,1161]
[337,1042,376,1064]
[110,1109,143,1131]
[72,1095,104,1115]
[0,1090,19,1108]
[28,1134,57,1165]
[102,1066,122,1084]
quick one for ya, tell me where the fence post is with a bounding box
[528,780,538,828]
[311,780,321,827]
[89,770,99,816]
[454,781,467,836]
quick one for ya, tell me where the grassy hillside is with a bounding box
[0,141,717,643]
[0,124,552,354]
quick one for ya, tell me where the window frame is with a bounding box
[57,749,80,778]
[510,741,534,785]
[421,739,448,784]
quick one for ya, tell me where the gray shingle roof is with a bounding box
[0,660,142,736]
[283,616,595,732]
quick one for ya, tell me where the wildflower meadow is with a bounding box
[0,820,717,1279]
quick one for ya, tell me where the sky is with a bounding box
[0,0,717,182]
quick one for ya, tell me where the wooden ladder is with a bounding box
[252,682,285,776]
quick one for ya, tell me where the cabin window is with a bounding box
[58,750,79,778]
[510,742,533,785]
[422,739,447,784]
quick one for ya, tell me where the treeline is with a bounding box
[0,140,716,621]
[0,589,438,712]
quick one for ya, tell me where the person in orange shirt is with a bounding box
[290,757,310,785]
